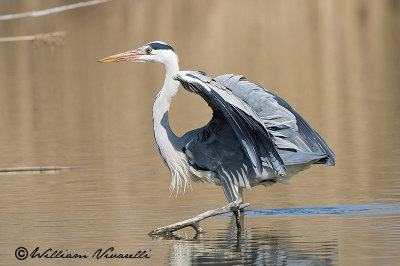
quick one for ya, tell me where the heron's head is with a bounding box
[99,41,178,65]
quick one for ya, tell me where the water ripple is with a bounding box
[242,204,400,218]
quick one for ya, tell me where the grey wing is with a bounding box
[174,71,286,202]
[183,115,255,202]
[214,74,335,166]
[174,71,286,177]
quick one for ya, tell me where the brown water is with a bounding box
[1,0,400,265]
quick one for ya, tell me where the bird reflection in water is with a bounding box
[151,215,337,265]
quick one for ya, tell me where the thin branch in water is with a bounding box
[0,0,113,21]
[148,200,250,235]
[0,31,66,50]
[0,166,76,175]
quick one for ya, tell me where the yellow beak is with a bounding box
[98,49,144,63]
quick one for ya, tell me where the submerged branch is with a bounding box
[148,200,250,235]
[0,0,112,21]
[0,166,75,175]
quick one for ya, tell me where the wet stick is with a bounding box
[148,200,250,235]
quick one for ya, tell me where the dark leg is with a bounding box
[234,187,244,229]
[233,210,242,229]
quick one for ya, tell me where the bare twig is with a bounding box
[148,200,250,235]
[0,166,75,175]
[33,31,66,50]
[0,0,112,21]
[0,31,66,50]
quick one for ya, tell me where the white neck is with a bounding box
[152,52,180,144]
[152,52,191,192]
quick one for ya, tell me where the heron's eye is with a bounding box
[146,47,152,54]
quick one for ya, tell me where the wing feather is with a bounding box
[214,74,335,166]
[174,71,286,177]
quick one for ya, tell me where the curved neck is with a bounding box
[158,60,180,102]
[151,53,192,192]
[152,55,182,160]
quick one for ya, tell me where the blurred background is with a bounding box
[0,0,399,265]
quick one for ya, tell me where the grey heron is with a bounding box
[99,41,335,222]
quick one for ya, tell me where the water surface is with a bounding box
[0,0,400,265]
